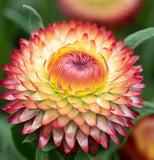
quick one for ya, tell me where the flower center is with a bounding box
[47,46,108,95]
[72,52,95,70]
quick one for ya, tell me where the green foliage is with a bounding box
[49,150,66,160]
[22,132,37,143]
[74,150,93,160]
[135,101,154,120]
[124,27,154,49]
[3,8,30,34]
[11,124,36,160]
[92,144,119,160]
[35,146,49,160]
[41,141,56,152]
[0,113,26,160]
[23,4,44,33]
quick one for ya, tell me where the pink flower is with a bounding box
[0,21,144,154]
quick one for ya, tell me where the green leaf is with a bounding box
[0,112,26,160]
[23,4,44,32]
[41,141,56,152]
[124,27,154,49]
[93,144,118,160]
[22,132,37,143]
[0,153,8,160]
[11,124,36,160]
[35,146,49,160]
[142,101,154,108]
[113,153,120,160]
[74,150,93,160]
[49,150,65,160]
[3,8,30,34]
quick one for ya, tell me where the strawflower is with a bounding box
[0,20,144,154]
[56,0,144,27]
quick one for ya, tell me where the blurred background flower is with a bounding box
[56,0,144,27]
[119,114,154,160]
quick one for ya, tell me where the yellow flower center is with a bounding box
[47,44,108,95]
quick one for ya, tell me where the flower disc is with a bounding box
[0,20,144,154]
[47,45,108,94]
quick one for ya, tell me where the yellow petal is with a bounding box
[83,111,96,126]
[32,82,54,94]
[67,97,82,108]
[67,108,79,120]
[79,123,90,136]
[58,103,72,115]
[77,103,90,113]
[58,115,70,127]
[96,97,111,110]
[42,109,59,125]
[74,113,84,126]
[90,104,101,113]
[81,94,96,104]
[57,98,68,108]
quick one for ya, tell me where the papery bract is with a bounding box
[0,20,144,154]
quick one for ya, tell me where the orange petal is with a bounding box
[110,87,129,94]
[97,98,111,110]
[57,99,68,108]
[67,97,82,108]
[67,108,79,120]
[58,104,72,115]
[79,123,90,136]
[31,82,54,94]
[83,111,96,126]
[57,115,70,127]
[42,122,53,137]
[42,109,59,125]
[77,103,90,113]
[81,94,96,104]
[100,92,120,101]
[89,104,101,114]
[74,113,84,126]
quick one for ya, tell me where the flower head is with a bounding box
[56,0,143,27]
[0,21,144,154]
